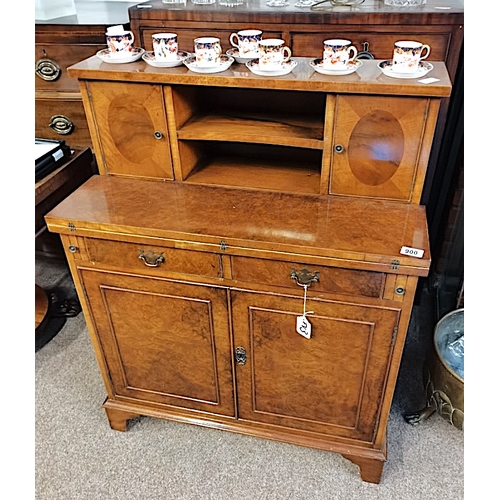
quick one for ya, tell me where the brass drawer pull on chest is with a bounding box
[49,115,74,135]
[290,268,320,287]
[357,42,375,60]
[35,58,61,81]
[138,251,165,267]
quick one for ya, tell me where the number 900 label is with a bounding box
[400,246,424,258]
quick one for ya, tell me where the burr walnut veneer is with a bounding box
[46,56,452,483]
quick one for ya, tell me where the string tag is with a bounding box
[296,284,313,339]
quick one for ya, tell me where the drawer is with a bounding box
[231,256,385,298]
[35,43,106,92]
[84,239,221,278]
[290,32,451,62]
[35,97,92,150]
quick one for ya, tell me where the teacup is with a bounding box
[258,39,291,71]
[106,25,135,57]
[322,39,357,70]
[152,33,178,61]
[194,37,222,67]
[229,29,263,58]
[392,41,431,73]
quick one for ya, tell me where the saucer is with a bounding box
[310,58,362,76]
[226,48,259,64]
[142,50,191,68]
[96,47,145,64]
[245,59,298,77]
[183,55,234,74]
[378,60,434,79]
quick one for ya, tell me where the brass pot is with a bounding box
[405,308,464,430]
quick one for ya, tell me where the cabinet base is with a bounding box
[102,398,387,483]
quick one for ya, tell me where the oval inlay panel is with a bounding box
[108,95,153,162]
[348,110,404,186]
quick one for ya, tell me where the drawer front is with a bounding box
[35,43,106,92]
[140,28,283,54]
[84,239,221,278]
[232,256,385,298]
[35,98,92,149]
[290,32,451,61]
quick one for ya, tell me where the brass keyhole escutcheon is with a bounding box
[235,346,247,365]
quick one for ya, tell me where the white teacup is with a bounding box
[194,37,222,67]
[392,41,431,73]
[106,25,135,57]
[229,29,263,58]
[152,33,178,61]
[323,39,357,70]
[258,39,291,71]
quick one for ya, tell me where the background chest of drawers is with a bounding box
[35,23,109,149]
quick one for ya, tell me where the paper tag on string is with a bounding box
[296,315,312,339]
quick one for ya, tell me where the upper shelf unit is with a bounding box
[69,57,451,202]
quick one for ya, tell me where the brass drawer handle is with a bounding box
[35,58,61,81]
[357,41,375,60]
[290,268,320,286]
[49,115,74,135]
[138,251,165,267]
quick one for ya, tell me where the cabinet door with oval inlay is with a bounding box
[231,291,400,443]
[329,95,433,203]
[84,81,174,180]
[79,268,235,417]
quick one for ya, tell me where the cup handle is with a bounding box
[348,46,358,62]
[420,44,430,60]
[216,43,222,58]
[282,46,292,63]
[128,31,135,46]
[229,33,239,49]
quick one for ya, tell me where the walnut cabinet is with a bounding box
[45,56,452,484]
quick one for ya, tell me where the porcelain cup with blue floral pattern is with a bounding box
[392,40,430,74]
[230,30,263,59]
[194,37,222,67]
[152,33,178,62]
[105,25,135,58]
[323,39,357,70]
[258,39,291,71]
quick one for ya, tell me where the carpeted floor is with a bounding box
[35,254,464,500]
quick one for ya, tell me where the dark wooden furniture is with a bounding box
[128,0,464,205]
[35,2,133,149]
[35,24,107,149]
[36,148,95,257]
[46,57,451,483]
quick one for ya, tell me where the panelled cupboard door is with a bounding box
[79,268,235,417]
[330,95,430,202]
[85,81,174,180]
[231,291,400,443]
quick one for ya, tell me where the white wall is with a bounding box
[35,0,77,20]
